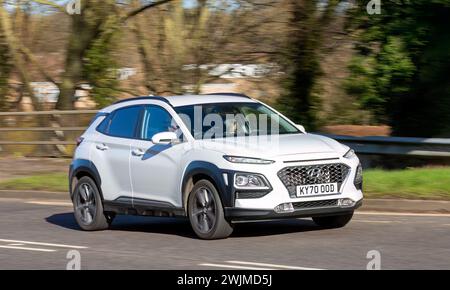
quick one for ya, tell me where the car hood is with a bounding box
[199,133,347,159]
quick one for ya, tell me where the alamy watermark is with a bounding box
[174,105,285,152]
[365,0,411,15]
[66,0,81,15]
[366,0,381,15]
[366,250,381,270]
[66,250,81,270]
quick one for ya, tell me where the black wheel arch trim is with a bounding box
[69,159,103,200]
[181,161,274,209]
[182,161,236,208]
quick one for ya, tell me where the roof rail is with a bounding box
[203,93,251,99]
[113,96,172,106]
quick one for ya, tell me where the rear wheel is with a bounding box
[72,176,112,231]
[312,212,354,229]
[188,180,233,240]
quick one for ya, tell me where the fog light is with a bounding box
[338,198,355,207]
[274,203,294,213]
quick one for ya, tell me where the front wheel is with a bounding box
[188,180,233,240]
[72,176,112,231]
[312,212,354,229]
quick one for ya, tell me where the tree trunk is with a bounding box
[0,2,41,110]
[131,6,159,95]
[279,0,340,129]
[56,12,100,110]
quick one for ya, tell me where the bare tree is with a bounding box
[6,0,176,109]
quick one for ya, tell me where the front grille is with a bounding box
[278,163,350,197]
[293,199,338,209]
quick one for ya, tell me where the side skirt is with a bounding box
[103,197,186,218]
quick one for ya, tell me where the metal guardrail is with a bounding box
[0,110,449,157]
[324,134,450,157]
[3,134,450,157]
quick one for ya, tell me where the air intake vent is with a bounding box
[292,199,339,209]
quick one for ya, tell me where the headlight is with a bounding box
[344,149,356,159]
[234,173,271,190]
[224,155,275,164]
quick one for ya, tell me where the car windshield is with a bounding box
[174,102,300,140]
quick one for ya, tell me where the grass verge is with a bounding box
[0,168,449,200]
[0,173,67,192]
[363,167,450,200]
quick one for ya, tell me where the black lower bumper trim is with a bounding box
[224,199,362,221]
[103,197,185,217]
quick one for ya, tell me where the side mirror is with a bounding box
[151,132,178,145]
[296,124,306,133]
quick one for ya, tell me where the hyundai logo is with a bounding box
[307,168,323,180]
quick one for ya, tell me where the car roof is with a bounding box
[165,94,256,107]
[109,93,256,109]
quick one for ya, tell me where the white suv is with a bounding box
[69,94,363,239]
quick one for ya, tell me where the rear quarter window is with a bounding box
[96,115,111,134]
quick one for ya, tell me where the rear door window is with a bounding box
[102,106,142,138]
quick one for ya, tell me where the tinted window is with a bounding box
[140,106,178,140]
[96,116,109,134]
[107,106,141,138]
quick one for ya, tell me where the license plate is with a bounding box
[296,183,338,197]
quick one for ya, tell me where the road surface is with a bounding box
[0,197,449,270]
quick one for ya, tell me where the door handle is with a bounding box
[96,143,109,151]
[132,148,145,157]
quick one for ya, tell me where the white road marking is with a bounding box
[200,261,323,270]
[0,245,56,252]
[25,201,72,207]
[226,260,323,270]
[353,220,394,224]
[199,263,276,270]
[0,239,87,249]
[356,211,450,217]
[354,219,450,225]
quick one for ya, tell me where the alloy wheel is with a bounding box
[191,187,216,233]
[75,183,96,225]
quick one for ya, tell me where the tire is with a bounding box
[188,179,233,240]
[72,176,112,231]
[312,212,354,229]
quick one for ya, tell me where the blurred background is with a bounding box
[0,0,449,200]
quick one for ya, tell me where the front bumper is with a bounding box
[224,153,363,210]
[224,199,362,222]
